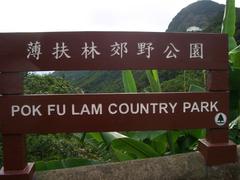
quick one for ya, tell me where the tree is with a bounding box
[24,73,80,94]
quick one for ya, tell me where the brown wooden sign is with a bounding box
[0,32,237,180]
[0,92,228,133]
[0,32,227,72]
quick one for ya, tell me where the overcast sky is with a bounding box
[0,0,239,33]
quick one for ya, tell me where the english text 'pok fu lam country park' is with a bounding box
[10,101,219,117]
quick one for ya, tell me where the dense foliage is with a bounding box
[24,73,80,94]
[24,74,111,170]
[52,70,183,93]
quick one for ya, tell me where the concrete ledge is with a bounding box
[35,147,240,180]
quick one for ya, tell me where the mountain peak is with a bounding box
[166,0,224,32]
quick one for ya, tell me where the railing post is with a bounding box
[0,72,35,180]
[198,70,237,165]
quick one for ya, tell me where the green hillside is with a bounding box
[53,71,181,93]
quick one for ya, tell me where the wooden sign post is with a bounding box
[0,32,237,180]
